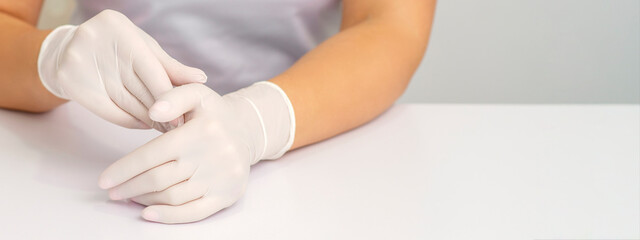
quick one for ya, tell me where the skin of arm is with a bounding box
[0,0,66,112]
[271,0,436,149]
[1,0,435,141]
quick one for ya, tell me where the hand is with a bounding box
[37,10,206,132]
[98,82,295,223]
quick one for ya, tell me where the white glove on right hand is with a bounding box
[38,10,206,131]
[98,82,295,223]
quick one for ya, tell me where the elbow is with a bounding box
[396,79,412,101]
[0,103,61,114]
[0,96,66,113]
[389,76,412,105]
[24,97,67,113]
[23,104,63,113]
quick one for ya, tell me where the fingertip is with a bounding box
[98,176,112,190]
[108,189,122,200]
[169,65,207,85]
[188,67,207,83]
[149,101,171,122]
[193,73,207,83]
[143,207,160,222]
[152,100,171,112]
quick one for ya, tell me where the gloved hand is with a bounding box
[97,82,295,223]
[38,9,206,132]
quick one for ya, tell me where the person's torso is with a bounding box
[73,0,341,94]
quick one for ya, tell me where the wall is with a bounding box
[399,0,639,103]
[38,0,640,104]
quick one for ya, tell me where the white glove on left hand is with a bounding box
[38,10,206,131]
[98,82,295,224]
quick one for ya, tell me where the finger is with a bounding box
[121,60,184,131]
[119,76,169,132]
[98,126,185,189]
[142,197,234,224]
[129,41,173,100]
[119,63,156,108]
[73,92,150,129]
[58,53,149,130]
[148,84,214,123]
[135,27,207,85]
[108,160,196,200]
[131,28,192,129]
[102,78,155,128]
[119,48,172,132]
[131,180,208,206]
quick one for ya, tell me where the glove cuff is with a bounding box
[37,25,78,100]
[230,81,295,163]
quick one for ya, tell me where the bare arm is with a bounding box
[271,0,436,149]
[0,0,66,112]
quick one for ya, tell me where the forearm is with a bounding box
[271,1,435,149]
[0,11,66,112]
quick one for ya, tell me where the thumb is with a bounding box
[148,84,214,122]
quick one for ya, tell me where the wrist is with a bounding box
[25,29,64,105]
[225,81,295,164]
[37,25,78,100]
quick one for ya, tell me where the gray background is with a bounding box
[39,0,640,104]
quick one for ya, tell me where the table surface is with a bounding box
[0,103,638,239]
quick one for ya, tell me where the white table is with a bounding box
[0,103,638,239]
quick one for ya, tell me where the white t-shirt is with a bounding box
[72,0,341,94]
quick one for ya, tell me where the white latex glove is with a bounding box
[38,10,206,132]
[98,82,295,223]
